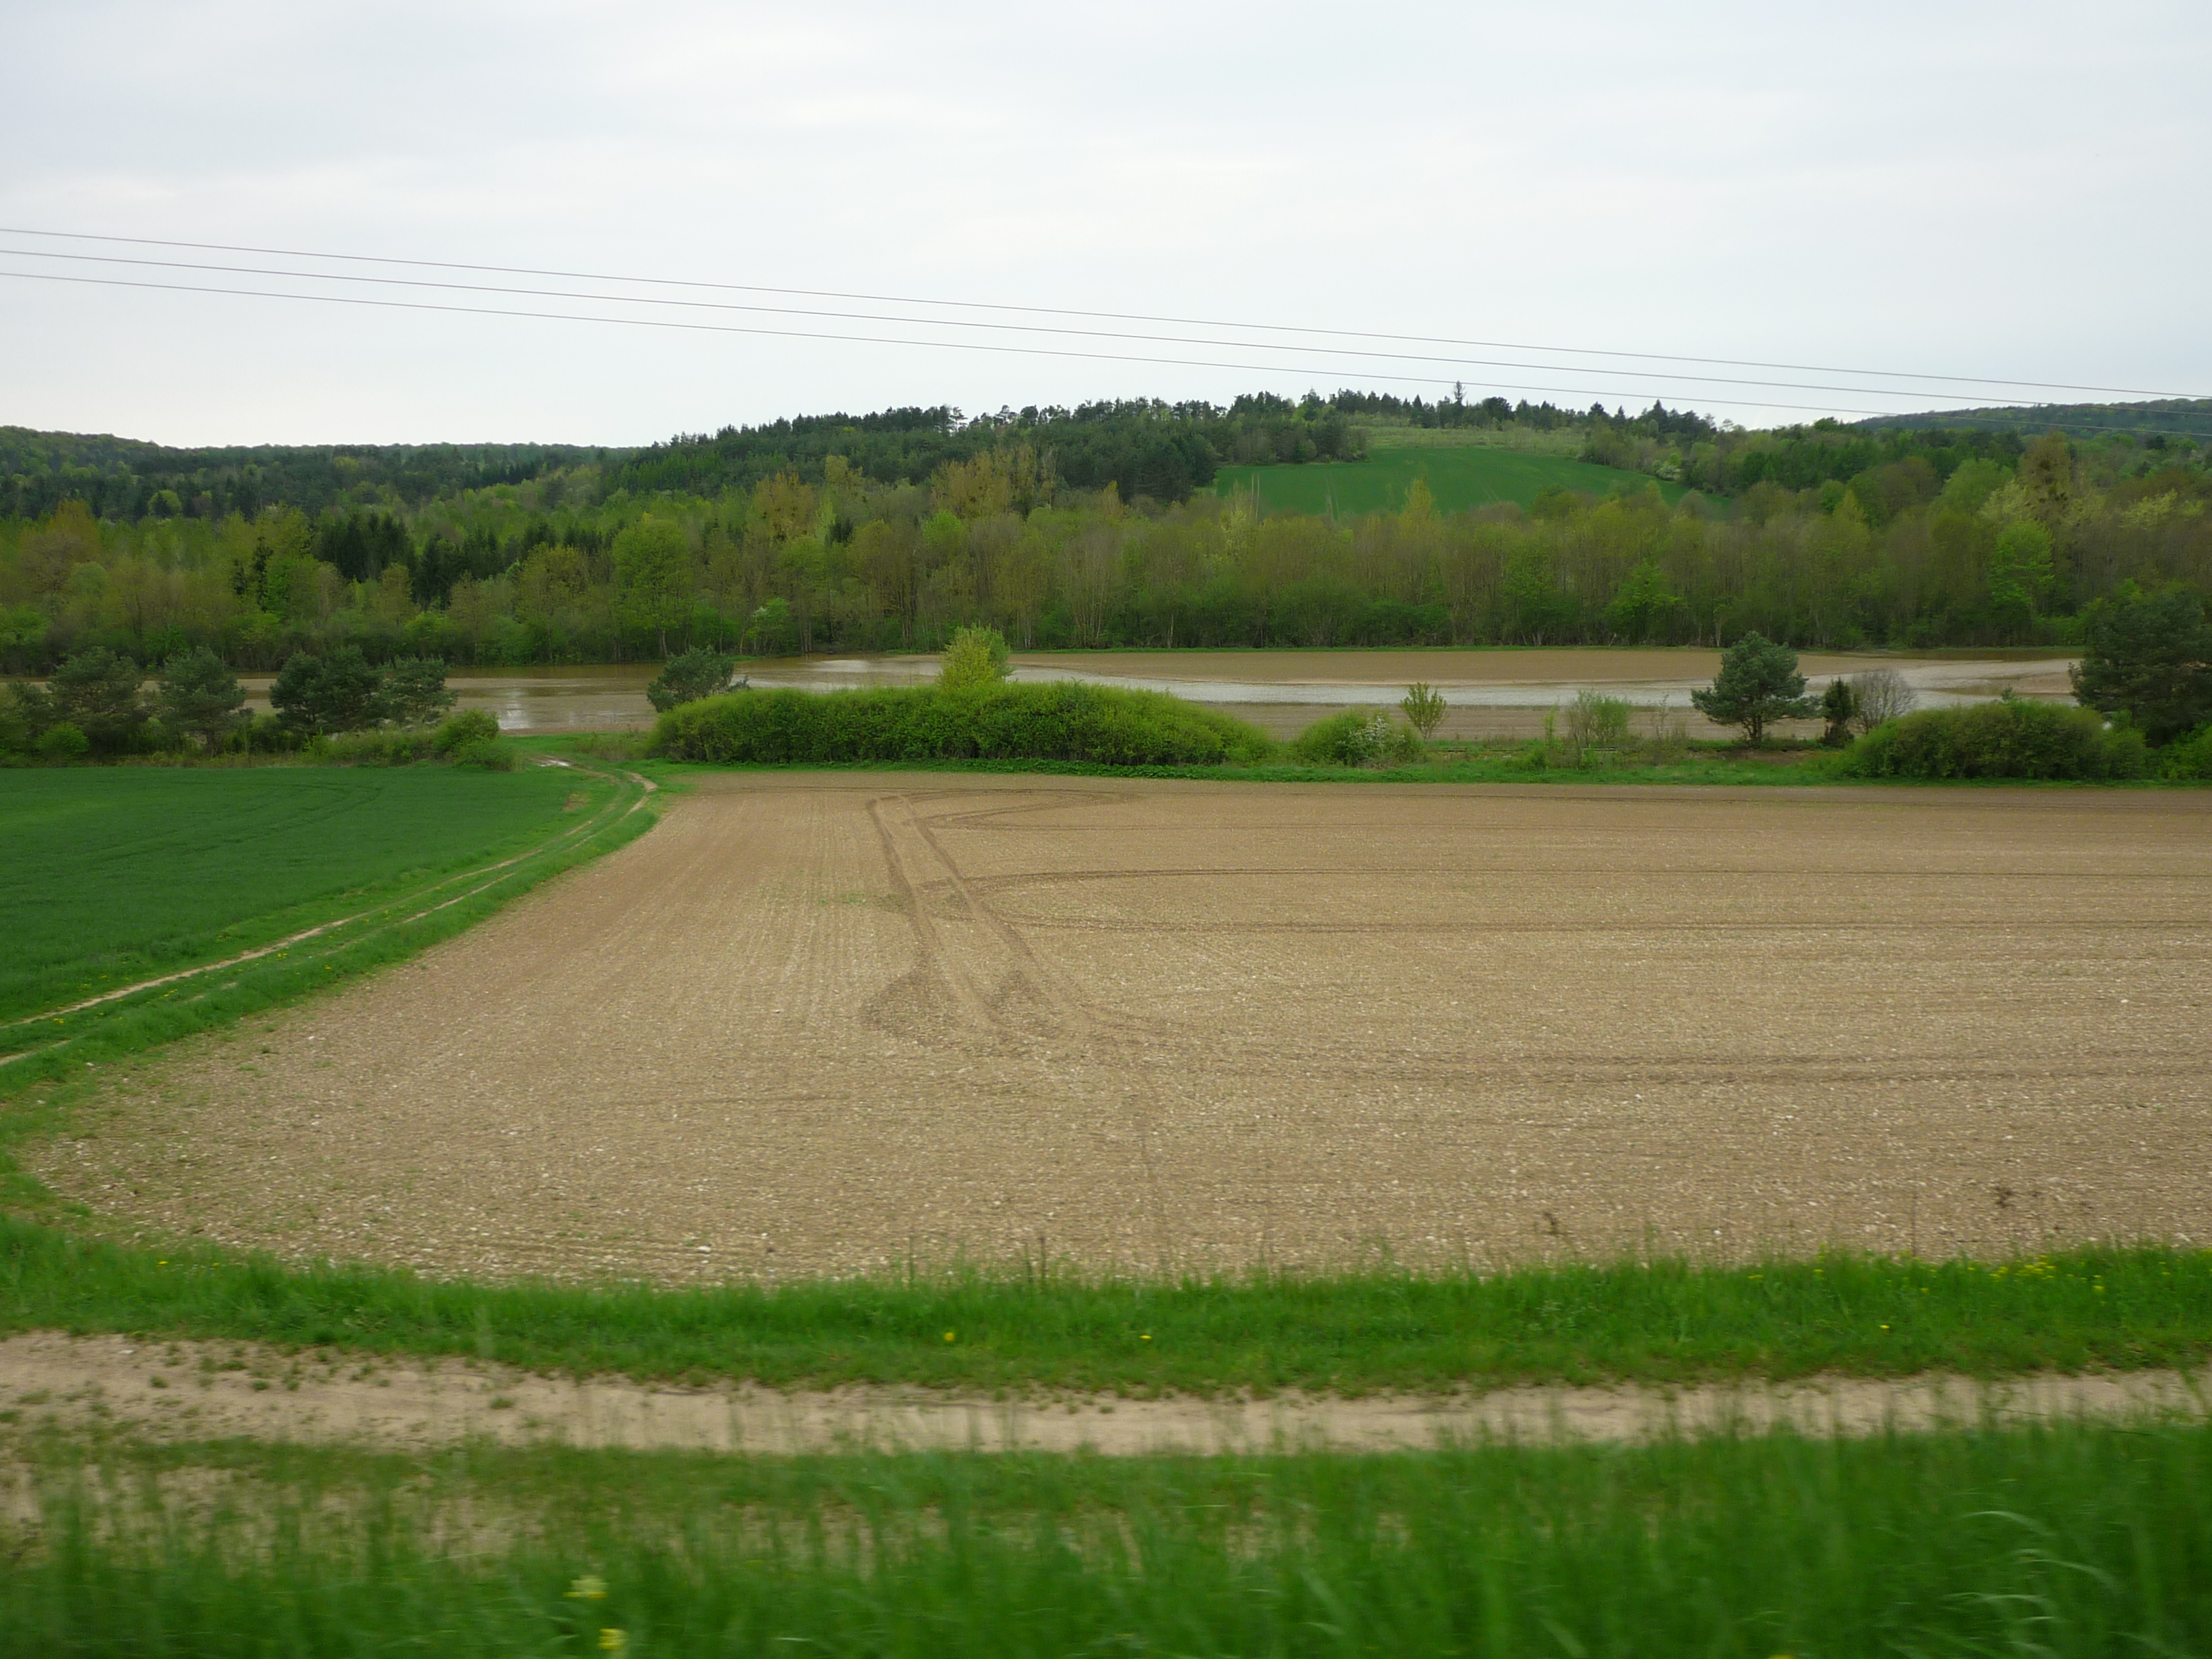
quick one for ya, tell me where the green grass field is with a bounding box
[0,761,655,1091]
[1214,443,1692,516]
[14,1424,2209,1656]
[1,766,589,1023]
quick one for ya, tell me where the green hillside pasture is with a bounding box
[1214,443,1692,516]
[15,1425,2212,1657]
[0,763,651,1085]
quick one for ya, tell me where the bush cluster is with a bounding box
[1289,708,1422,766]
[2159,725,2212,780]
[306,710,516,769]
[1837,697,2148,781]
[652,682,1273,767]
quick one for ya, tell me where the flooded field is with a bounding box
[48,774,2209,1282]
[230,649,2079,740]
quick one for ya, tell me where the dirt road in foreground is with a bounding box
[36,775,2212,1279]
[0,1334,2201,1456]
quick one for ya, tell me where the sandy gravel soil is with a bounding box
[0,1334,2200,1456]
[35,775,2212,1281]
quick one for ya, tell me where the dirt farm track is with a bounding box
[42,775,2212,1281]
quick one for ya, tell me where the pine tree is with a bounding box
[1692,632,1817,746]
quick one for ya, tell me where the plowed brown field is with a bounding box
[41,775,2212,1282]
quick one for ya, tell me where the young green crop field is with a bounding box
[13,1423,2209,1656]
[0,766,594,1023]
[0,762,653,1088]
[1213,441,1692,516]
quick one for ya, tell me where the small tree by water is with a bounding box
[939,626,1012,692]
[1692,632,1816,746]
[1399,681,1446,740]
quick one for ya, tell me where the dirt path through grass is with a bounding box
[0,1332,2200,1454]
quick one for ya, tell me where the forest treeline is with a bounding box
[1,394,1390,524]
[1,397,2207,672]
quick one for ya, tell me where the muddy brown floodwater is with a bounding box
[213,649,2077,739]
[41,775,2211,1282]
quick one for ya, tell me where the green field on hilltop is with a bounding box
[14,1424,2210,1656]
[1214,440,1693,516]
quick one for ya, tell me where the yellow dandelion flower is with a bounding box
[943,1330,956,1343]
[600,1630,627,1653]
[566,1576,607,1601]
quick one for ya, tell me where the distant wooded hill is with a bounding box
[1853,397,2212,442]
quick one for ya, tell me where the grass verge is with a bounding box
[10,1422,2210,1654]
[1,1221,2205,1393]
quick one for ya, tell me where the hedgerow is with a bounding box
[651,682,1275,767]
[1837,698,2149,780]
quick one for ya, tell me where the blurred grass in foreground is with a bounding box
[10,1421,2210,1656]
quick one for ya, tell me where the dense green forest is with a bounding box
[1,392,2206,671]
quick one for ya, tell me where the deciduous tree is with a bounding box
[939,626,1011,692]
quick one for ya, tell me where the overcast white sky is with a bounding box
[3,0,2207,447]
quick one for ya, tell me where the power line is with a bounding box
[0,244,2041,407]
[7,266,2211,441]
[3,223,2204,405]
[0,268,1926,419]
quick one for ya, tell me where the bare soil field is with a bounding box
[37,775,2211,1282]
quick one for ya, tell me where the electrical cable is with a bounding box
[12,267,2212,440]
[4,266,1925,418]
[3,223,2203,405]
[0,245,2034,405]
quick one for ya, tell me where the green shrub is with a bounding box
[35,722,89,762]
[645,648,737,712]
[1292,708,1392,766]
[1292,708,1425,774]
[312,729,436,766]
[561,731,649,763]
[2160,724,2212,780]
[1400,680,1446,739]
[1837,697,2144,780]
[653,682,1273,767]
[452,737,518,771]
[939,625,1012,691]
[1562,690,1633,766]
[1288,710,1425,767]
[432,709,502,754]
[2103,722,2152,779]
[232,712,299,754]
